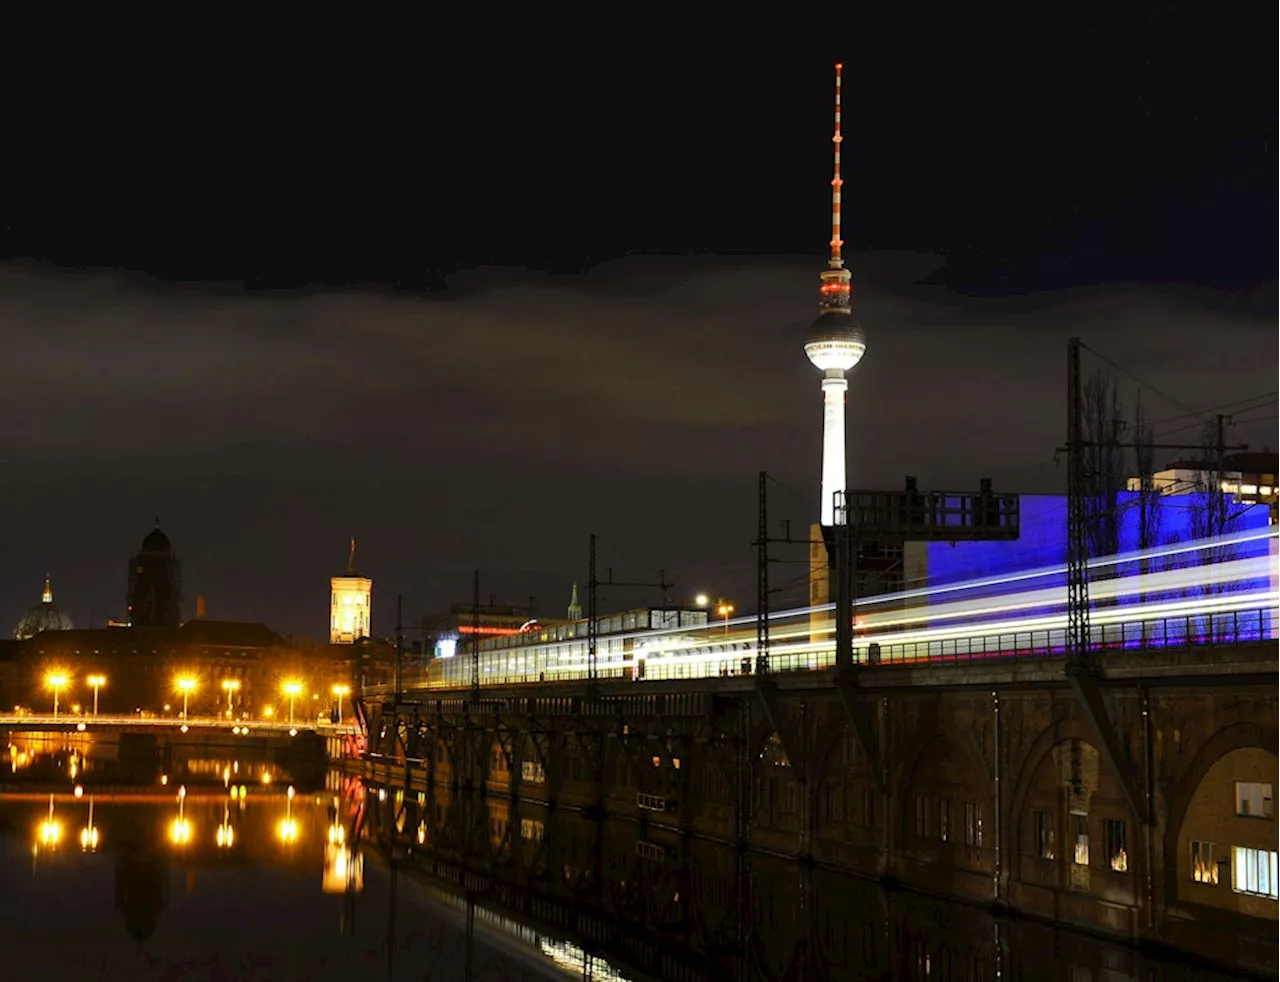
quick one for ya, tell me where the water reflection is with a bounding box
[0,770,556,981]
[359,779,1266,982]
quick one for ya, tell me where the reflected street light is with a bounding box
[45,673,69,718]
[283,682,302,726]
[332,684,350,722]
[176,678,196,722]
[221,679,241,718]
[87,675,106,716]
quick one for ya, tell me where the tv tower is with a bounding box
[804,63,866,527]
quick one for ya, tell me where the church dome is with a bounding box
[139,523,172,555]
[14,575,74,640]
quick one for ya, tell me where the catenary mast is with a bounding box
[803,63,866,526]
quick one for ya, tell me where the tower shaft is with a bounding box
[820,374,848,526]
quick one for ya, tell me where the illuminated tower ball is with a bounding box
[803,63,866,527]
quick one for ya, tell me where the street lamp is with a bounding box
[283,682,302,726]
[332,684,350,722]
[46,673,68,718]
[694,594,709,607]
[221,679,241,718]
[717,601,735,637]
[87,675,106,716]
[176,678,196,722]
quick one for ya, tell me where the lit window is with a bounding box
[1105,819,1128,872]
[939,798,952,843]
[964,802,983,848]
[1072,813,1089,866]
[1035,810,1055,860]
[1235,782,1274,818]
[1231,846,1279,899]
[1191,840,1219,884]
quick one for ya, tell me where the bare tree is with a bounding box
[1132,392,1162,556]
[1081,369,1124,619]
[1188,418,1240,637]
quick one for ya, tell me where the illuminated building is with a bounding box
[14,574,74,640]
[330,537,372,645]
[127,521,182,628]
[1127,451,1279,525]
[804,63,866,529]
[422,598,549,662]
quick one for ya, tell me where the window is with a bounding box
[964,802,983,848]
[1104,819,1128,872]
[939,798,952,843]
[1235,782,1274,818]
[1072,813,1089,866]
[1191,840,1219,884]
[862,789,875,828]
[1035,810,1055,860]
[1232,847,1279,899]
[914,796,930,838]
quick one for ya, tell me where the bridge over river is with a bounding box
[360,622,1280,979]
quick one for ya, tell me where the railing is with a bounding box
[0,712,361,735]
[362,607,1277,695]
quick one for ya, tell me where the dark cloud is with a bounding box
[1,258,1274,638]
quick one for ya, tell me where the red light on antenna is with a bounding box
[835,62,843,71]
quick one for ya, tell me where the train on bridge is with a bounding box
[394,529,1278,692]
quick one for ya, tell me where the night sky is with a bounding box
[1,15,1274,640]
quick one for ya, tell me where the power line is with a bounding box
[1148,390,1278,428]
[1080,342,1198,416]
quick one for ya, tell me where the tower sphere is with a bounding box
[804,268,865,371]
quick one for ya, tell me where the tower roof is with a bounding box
[139,519,172,555]
[344,536,359,576]
[15,574,74,639]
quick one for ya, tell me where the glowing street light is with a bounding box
[332,684,350,722]
[221,679,241,718]
[283,682,302,726]
[176,678,196,722]
[717,601,735,637]
[694,594,709,607]
[45,673,69,718]
[87,675,106,716]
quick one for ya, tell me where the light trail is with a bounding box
[411,530,1279,689]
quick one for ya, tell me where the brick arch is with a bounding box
[1162,720,1279,906]
[1007,715,1100,837]
[896,721,993,804]
[897,729,994,843]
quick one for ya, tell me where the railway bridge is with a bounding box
[360,635,1279,979]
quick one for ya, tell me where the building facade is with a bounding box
[330,538,372,644]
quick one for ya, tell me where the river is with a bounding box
[0,738,1259,981]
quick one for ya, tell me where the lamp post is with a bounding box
[46,673,68,718]
[717,602,735,637]
[332,684,350,722]
[176,678,196,722]
[221,679,241,718]
[284,682,302,726]
[87,675,106,716]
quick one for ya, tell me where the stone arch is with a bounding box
[753,730,802,833]
[814,721,876,844]
[1162,720,1279,907]
[895,721,992,805]
[1009,713,1148,895]
[898,730,996,867]
[1008,715,1101,836]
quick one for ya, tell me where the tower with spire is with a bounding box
[804,63,866,528]
[330,536,373,644]
[566,582,583,621]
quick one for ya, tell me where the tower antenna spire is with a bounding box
[830,62,844,268]
[804,60,865,528]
